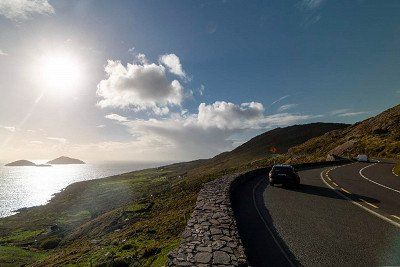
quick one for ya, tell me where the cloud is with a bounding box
[107,101,320,159]
[300,0,326,10]
[268,95,291,108]
[198,84,205,96]
[29,140,43,145]
[47,137,67,144]
[97,56,184,114]
[197,101,265,130]
[338,111,369,117]
[278,104,297,112]
[330,109,369,117]
[0,49,7,56]
[297,0,326,26]
[159,54,187,79]
[0,125,16,132]
[0,0,54,21]
[105,113,128,122]
[330,109,350,116]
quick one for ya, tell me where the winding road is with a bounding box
[232,161,400,266]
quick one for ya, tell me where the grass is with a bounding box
[393,163,400,176]
[0,229,44,244]
[0,161,225,266]
[0,246,47,266]
[0,153,282,266]
[0,110,397,265]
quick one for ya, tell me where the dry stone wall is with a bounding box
[167,174,248,266]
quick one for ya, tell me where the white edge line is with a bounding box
[252,177,295,267]
[321,168,400,229]
[392,166,399,177]
[359,163,400,194]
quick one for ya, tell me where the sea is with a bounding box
[0,161,167,218]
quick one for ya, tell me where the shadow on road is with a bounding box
[232,175,298,267]
[277,183,380,204]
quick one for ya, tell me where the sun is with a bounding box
[38,52,83,92]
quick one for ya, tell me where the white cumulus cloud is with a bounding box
[105,113,128,122]
[197,101,264,130]
[97,57,184,114]
[106,101,319,159]
[159,53,187,79]
[0,0,54,21]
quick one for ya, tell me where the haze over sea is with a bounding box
[0,161,167,218]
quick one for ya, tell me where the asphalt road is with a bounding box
[232,162,400,266]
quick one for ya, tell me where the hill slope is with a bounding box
[288,104,400,161]
[196,122,349,172]
[0,122,356,266]
[47,156,85,165]
[5,160,36,166]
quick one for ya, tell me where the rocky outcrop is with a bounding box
[167,174,248,266]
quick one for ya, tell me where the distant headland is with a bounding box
[5,156,85,166]
[46,156,85,165]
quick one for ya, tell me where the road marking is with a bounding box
[359,163,400,194]
[359,199,378,209]
[326,177,331,181]
[253,177,295,266]
[391,215,400,221]
[392,167,399,177]
[332,182,338,187]
[340,188,351,194]
[320,168,400,229]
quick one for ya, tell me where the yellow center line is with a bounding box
[359,199,378,209]
[391,215,400,221]
[341,188,351,194]
[332,182,339,187]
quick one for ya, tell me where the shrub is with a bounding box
[40,237,61,250]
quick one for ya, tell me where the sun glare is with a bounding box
[38,52,83,92]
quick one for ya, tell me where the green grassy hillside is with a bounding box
[288,104,400,162]
[0,122,372,266]
[205,123,348,169]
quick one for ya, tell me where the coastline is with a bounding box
[0,159,199,266]
[0,161,171,219]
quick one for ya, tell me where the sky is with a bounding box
[0,0,399,162]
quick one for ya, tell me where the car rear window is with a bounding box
[273,166,293,173]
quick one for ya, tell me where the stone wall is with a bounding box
[167,174,248,266]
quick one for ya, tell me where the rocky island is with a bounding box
[5,160,37,166]
[46,156,85,165]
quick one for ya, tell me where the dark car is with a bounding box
[268,164,300,187]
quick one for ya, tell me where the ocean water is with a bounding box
[0,161,166,218]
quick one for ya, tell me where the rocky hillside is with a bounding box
[288,104,400,161]
[196,122,349,172]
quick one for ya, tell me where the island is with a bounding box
[5,160,37,166]
[46,156,85,165]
